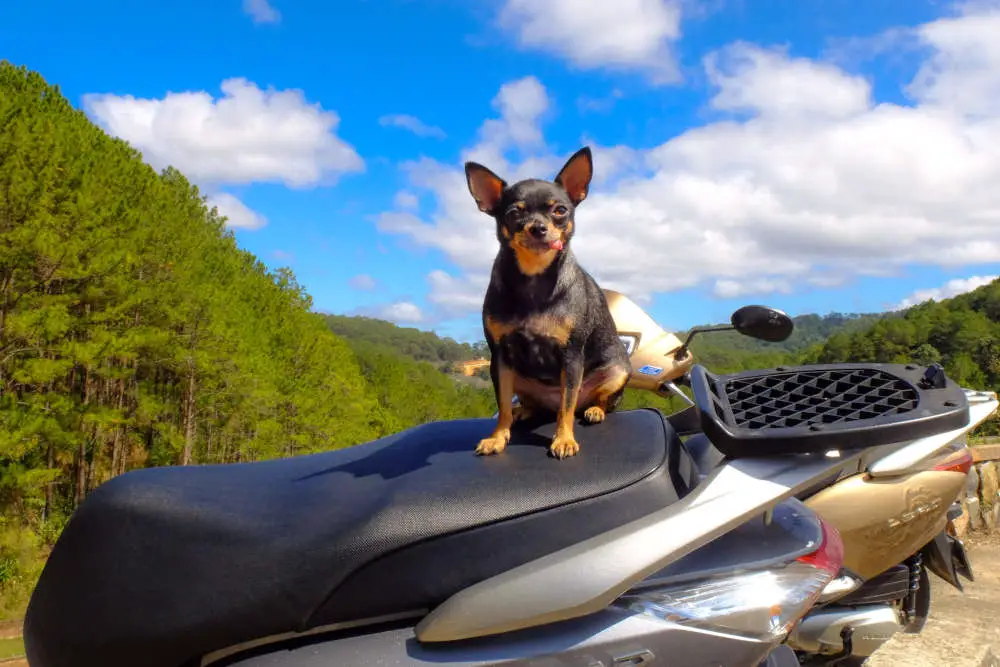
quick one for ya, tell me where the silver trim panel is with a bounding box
[867,391,997,477]
[224,608,776,667]
[787,604,901,656]
[201,610,426,665]
[415,449,878,642]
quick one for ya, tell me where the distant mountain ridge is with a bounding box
[324,314,488,367]
[324,310,889,366]
[685,311,889,353]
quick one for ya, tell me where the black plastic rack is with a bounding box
[689,362,971,457]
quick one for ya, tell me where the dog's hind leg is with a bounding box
[511,393,542,422]
[583,366,630,425]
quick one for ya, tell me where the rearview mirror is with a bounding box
[731,305,794,343]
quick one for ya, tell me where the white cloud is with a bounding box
[243,0,280,24]
[206,192,267,230]
[349,274,378,291]
[467,76,551,169]
[713,277,793,299]
[374,301,425,325]
[83,78,363,188]
[907,8,1000,119]
[705,42,872,119]
[896,275,998,309]
[426,270,488,318]
[373,8,1000,324]
[498,0,683,82]
[374,76,559,279]
[393,191,419,209]
[379,114,446,139]
[578,89,625,115]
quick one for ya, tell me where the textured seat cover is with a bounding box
[24,408,695,667]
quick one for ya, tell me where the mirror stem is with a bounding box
[672,325,735,360]
[659,381,695,407]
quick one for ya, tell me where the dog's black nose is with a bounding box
[528,223,547,239]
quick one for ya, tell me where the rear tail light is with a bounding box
[932,447,974,475]
[617,519,844,641]
[908,435,974,475]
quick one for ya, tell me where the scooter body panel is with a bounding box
[220,610,777,667]
[208,496,828,666]
[802,469,965,579]
[604,288,695,391]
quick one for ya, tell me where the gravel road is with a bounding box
[865,532,1000,667]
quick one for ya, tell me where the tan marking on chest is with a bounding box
[485,314,574,346]
[525,314,574,345]
[512,243,558,276]
[485,316,518,342]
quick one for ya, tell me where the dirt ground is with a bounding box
[865,532,1000,667]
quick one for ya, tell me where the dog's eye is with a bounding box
[504,209,520,223]
[552,204,569,216]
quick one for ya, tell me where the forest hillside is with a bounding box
[804,278,1000,390]
[0,63,497,618]
[324,314,488,367]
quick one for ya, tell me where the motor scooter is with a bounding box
[23,298,995,667]
[604,289,999,665]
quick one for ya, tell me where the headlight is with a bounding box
[617,519,844,641]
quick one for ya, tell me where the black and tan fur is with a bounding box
[465,147,632,459]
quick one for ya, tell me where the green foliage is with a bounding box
[685,312,887,359]
[0,63,504,619]
[0,62,388,521]
[347,340,496,432]
[0,636,25,660]
[805,279,1000,436]
[808,280,1000,390]
[619,388,686,413]
[325,314,489,364]
[0,523,44,621]
[0,62,397,612]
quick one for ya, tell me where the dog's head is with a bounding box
[464,147,593,275]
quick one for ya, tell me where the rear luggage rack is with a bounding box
[689,362,971,458]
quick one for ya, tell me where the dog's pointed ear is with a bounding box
[555,147,593,206]
[465,162,507,214]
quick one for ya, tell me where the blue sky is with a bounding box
[3,0,1000,342]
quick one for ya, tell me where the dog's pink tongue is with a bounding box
[548,239,564,251]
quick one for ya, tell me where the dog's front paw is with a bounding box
[549,434,580,459]
[476,431,510,456]
[583,406,605,424]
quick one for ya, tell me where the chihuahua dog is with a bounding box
[465,147,632,460]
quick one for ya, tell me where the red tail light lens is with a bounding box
[933,447,974,475]
[795,518,844,577]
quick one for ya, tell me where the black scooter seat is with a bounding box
[24,408,698,667]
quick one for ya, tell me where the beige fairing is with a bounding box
[603,289,695,391]
[803,469,966,579]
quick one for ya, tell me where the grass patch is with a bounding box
[0,636,24,660]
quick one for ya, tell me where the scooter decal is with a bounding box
[637,364,662,376]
